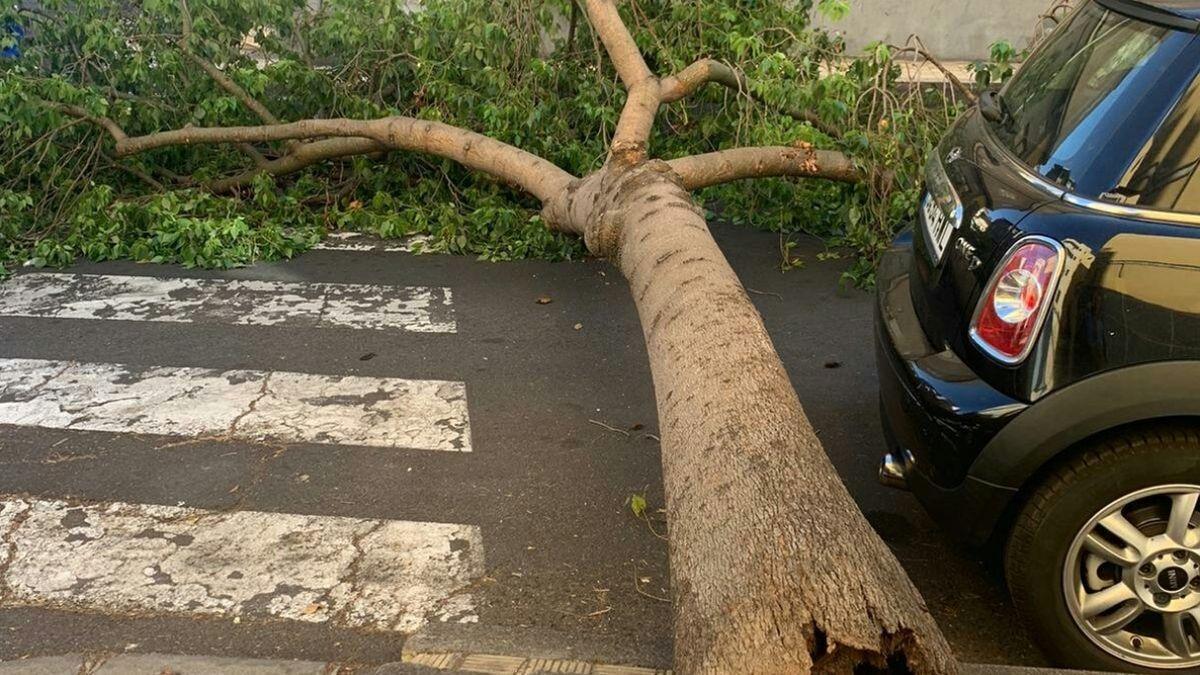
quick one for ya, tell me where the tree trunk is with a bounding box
[572,161,956,673]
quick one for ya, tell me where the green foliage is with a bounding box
[0,0,965,285]
[969,40,1025,89]
[816,0,852,21]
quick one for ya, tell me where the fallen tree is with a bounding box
[8,0,958,671]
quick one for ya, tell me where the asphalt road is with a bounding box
[0,224,1043,668]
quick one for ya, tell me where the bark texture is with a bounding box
[571,161,955,673]
[56,1,961,671]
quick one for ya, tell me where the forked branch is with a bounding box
[893,37,978,105]
[207,137,384,193]
[53,109,573,203]
[50,0,864,221]
[177,0,385,173]
[584,0,662,162]
[660,58,841,138]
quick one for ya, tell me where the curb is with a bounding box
[0,654,1112,675]
[961,665,1110,675]
[0,653,667,675]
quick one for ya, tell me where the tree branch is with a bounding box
[102,117,571,203]
[44,103,128,143]
[566,0,581,51]
[178,0,305,158]
[206,137,383,193]
[612,81,661,164]
[893,40,978,105]
[236,143,269,167]
[584,0,653,87]
[181,50,284,126]
[667,145,861,190]
[660,58,842,138]
[659,58,744,103]
[103,153,164,191]
[179,0,282,124]
[582,0,661,163]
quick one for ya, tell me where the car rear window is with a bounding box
[1111,76,1200,212]
[987,1,1200,205]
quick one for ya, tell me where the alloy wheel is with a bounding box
[1065,484,1200,669]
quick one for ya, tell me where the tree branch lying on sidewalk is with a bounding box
[15,1,961,671]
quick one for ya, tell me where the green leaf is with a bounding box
[816,0,851,21]
[630,493,647,519]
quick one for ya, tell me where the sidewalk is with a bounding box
[820,58,979,86]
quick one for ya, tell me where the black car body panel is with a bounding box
[875,0,1200,546]
[878,233,1027,486]
[878,230,1200,545]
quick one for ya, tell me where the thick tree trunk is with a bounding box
[570,161,956,673]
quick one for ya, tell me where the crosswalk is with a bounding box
[0,358,471,451]
[0,497,483,631]
[0,251,485,643]
[0,272,456,332]
[313,231,431,253]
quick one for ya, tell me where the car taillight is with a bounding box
[970,237,1064,364]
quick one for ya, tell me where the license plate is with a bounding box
[921,193,956,264]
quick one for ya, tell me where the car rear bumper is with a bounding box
[874,231,1027,546]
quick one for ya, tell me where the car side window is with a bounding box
[1111,77,1200,214]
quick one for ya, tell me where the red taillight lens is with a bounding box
[970,238,1063,363]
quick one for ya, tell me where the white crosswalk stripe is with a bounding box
[0,358,472,451]
[0,272,455,333]
[313,232,431,253]
[0,498,484,631]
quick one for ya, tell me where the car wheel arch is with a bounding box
[967,361,1200,549]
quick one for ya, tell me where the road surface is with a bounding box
[0,225,1043,668]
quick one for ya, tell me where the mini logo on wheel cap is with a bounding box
[1160,566,1188,592]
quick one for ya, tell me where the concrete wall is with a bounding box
[812,0,1054,61]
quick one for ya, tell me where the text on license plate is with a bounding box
[922,194,955,263]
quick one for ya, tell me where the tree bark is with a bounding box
[555,160,956,673]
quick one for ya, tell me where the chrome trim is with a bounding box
[968,235,1067,366]
[1008,159,1067,201]
[983,115,1200,227]
[878,452,910,490]
[1061,192,1200,226]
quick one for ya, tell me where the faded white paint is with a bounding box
[0,273,454,333]
[0,358,472,451]
[313,232,432,253]
[0,498,483,631]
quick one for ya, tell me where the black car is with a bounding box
[875,0,1200,670]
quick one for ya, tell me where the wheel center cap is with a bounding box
[1160,566,1190,592]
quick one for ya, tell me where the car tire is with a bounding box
[1006,425,1200,672]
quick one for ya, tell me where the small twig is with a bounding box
[745,287,783,300]
[102,152,164,190]
[892,38,978,105]
[641,513,669,541]
[588,419,630,437]
[634,571,670,603]
[566,0,581,52]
